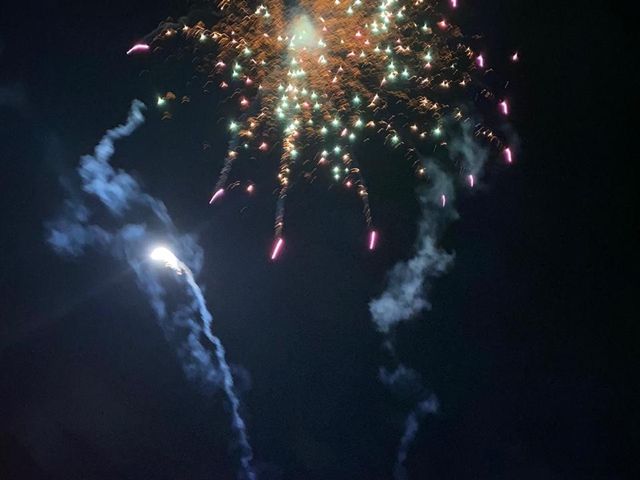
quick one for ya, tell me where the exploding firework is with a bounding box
[134,0,514,258]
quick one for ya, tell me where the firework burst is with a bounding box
[136,0,514,258]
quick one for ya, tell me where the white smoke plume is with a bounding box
[370,121,489,479]
[46,100,256,480]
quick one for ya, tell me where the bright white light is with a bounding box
[288,15,319,50]
[150,246,181,272]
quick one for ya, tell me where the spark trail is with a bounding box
[151,246,256,479]
[47,101,256,479]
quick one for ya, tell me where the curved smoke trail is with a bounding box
[370,121,489,479]
[183,270,255,479]
[46,100,256,479]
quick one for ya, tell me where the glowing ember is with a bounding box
[209,188,225,204]
[126,43,150,55]
[368,230,378,251]
[271,237,284,260]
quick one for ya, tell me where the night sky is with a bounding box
[0,1,635,479]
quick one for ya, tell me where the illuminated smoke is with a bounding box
[46,100,256,479]
[394,397,439,480]
[151,247,256,479]
[370,123,490,478]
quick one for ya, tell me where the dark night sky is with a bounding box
[0,1,636,479]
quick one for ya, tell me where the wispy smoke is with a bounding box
[370,121,489,479]
[46,100,255,480]
[394,397,439,480]
[183,270,255,479]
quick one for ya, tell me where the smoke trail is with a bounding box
[379,364,439,480]
[370,121,489,479]
[46,100,256,479]
[183,271,255,479]
[394,397,439,480]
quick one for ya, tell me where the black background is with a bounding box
[1,1,635,479]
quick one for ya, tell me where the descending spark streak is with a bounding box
[368,230,377,251]
[270,237,284,260]
[499,100,509,115]
[504,147,513,164]
[151,248,256,480]
[209,188,225,204]
[126,43,150,55]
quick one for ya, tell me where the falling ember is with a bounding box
[499,100,509,115]
[209,188,225,204]
[259,142,268,151]
[467,174,475,187]
[368,230,378,251]
[451,0,458,7]
[247,184,255,193]
[476,54,485,68]
[511,51,519,62]
[126,43,150,55]
[441,194,447,207]
[271,237,284,260]
[504,147,513,164]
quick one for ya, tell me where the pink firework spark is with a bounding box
[504,147,513,164]
[126,43,150,55]
[209,188,225,204]
[368,230,378,251]
[271,237,284,260]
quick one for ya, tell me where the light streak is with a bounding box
[369,230,378,251]
[209,188,225,204]
[126,43,150,55]
[271,237,284,260]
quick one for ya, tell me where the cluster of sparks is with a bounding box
[130,0,516,260]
